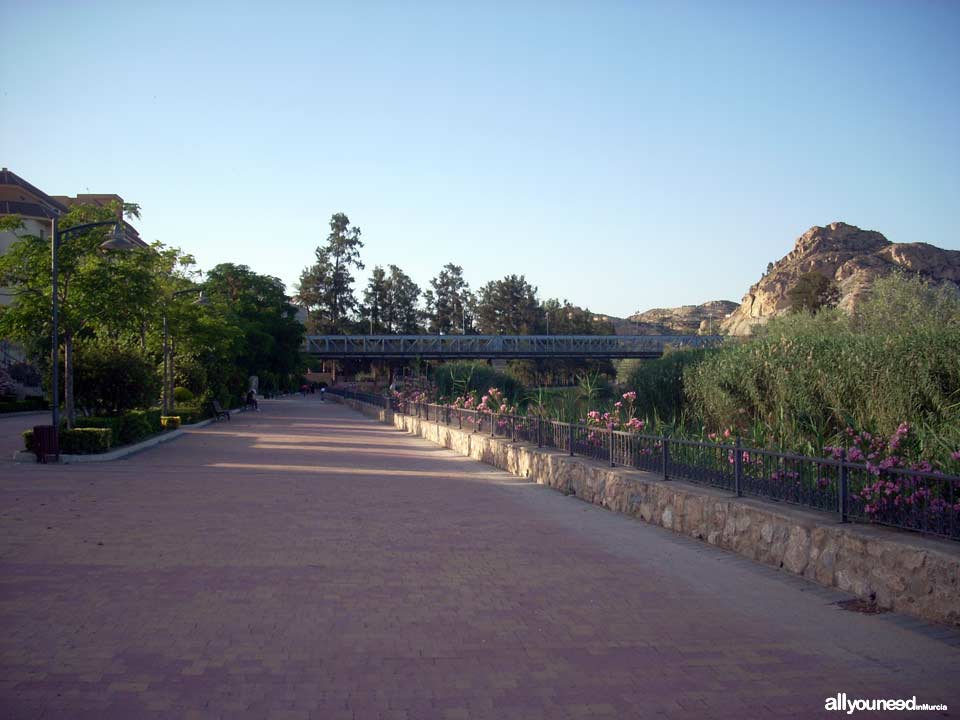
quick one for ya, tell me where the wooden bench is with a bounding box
[211,399,231,421]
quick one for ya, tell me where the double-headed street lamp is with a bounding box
[162,287,207,415]
[50,213,137,434]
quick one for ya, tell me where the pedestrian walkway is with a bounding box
[1,397,957,719]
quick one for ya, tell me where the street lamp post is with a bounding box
[50,214,135,435]
[162,287,206,415]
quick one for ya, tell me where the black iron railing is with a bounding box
[327,388,960,541]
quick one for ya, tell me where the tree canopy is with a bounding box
[297,213,364,333]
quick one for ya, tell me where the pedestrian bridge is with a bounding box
[303,334,721,360]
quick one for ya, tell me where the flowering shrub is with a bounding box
[583,391,644,432]
[823,423,960,518]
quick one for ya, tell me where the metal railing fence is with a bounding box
[327,388,960,541]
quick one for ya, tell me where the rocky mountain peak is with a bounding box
[721,222,960,336]
[789,222,890,259]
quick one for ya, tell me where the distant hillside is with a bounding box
[594,301,738,336]
[721,222,960,335]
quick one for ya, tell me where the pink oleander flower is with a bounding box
[614,401,622,409]
[708,432,717,441]
[723,429,731,439]
[951,450,960,461]
[622,391,637,401]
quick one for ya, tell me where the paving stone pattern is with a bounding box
[1,398,958,719]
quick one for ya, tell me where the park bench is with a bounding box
[211,399,231,421]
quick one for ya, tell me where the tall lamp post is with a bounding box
[162,287,207,415]
[50,214,136,435]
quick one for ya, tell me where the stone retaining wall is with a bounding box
[335,397,960,627]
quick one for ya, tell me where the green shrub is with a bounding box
[173,386,195,404]
[73,409,162,447]
[160,416,181,430]
[118,410,155,445]
[623,348,710,423]
[0,397,48,413]
[175,404,211,425]
[73,343,162,415]
[23,426,112,455]
[74,416,123,444]
[59,428,112,455]
[684,274,960,459]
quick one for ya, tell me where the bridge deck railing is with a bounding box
[304,334,722,358]
[327,388,960,542]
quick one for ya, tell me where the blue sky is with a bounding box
[1,0,957,317]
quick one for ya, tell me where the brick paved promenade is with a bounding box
[1,397,958,719]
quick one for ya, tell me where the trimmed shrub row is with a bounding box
[74,409,164,446]
[60,428,112,454]
[174,404,213,425]
[22,427,112,455]
[0,397,48,413]
[21,406,199,455]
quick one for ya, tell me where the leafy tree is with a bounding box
[360,264,420,334]
[787,271,840,313]
[0,201,148,425]
[425,263,474,334]
[297,213,364,333]
[384,265,421,334]
[540,298,613,335]
[475,275,540,334]
[204,263,305,401]
[361,266,390,333]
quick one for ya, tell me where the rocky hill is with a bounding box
[721,222,960,336]
[595,301,738,336]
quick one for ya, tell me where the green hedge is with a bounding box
[22,404,199,456]
[74,409,164,447]
[0,397,48,413]
[22,427,112,455]
[175,403,212,425]
[73,416,123,443]
[60,428,112,454]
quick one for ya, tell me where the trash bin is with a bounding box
[32,425,59,463]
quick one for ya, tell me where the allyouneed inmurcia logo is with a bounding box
[825,693,948,714]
